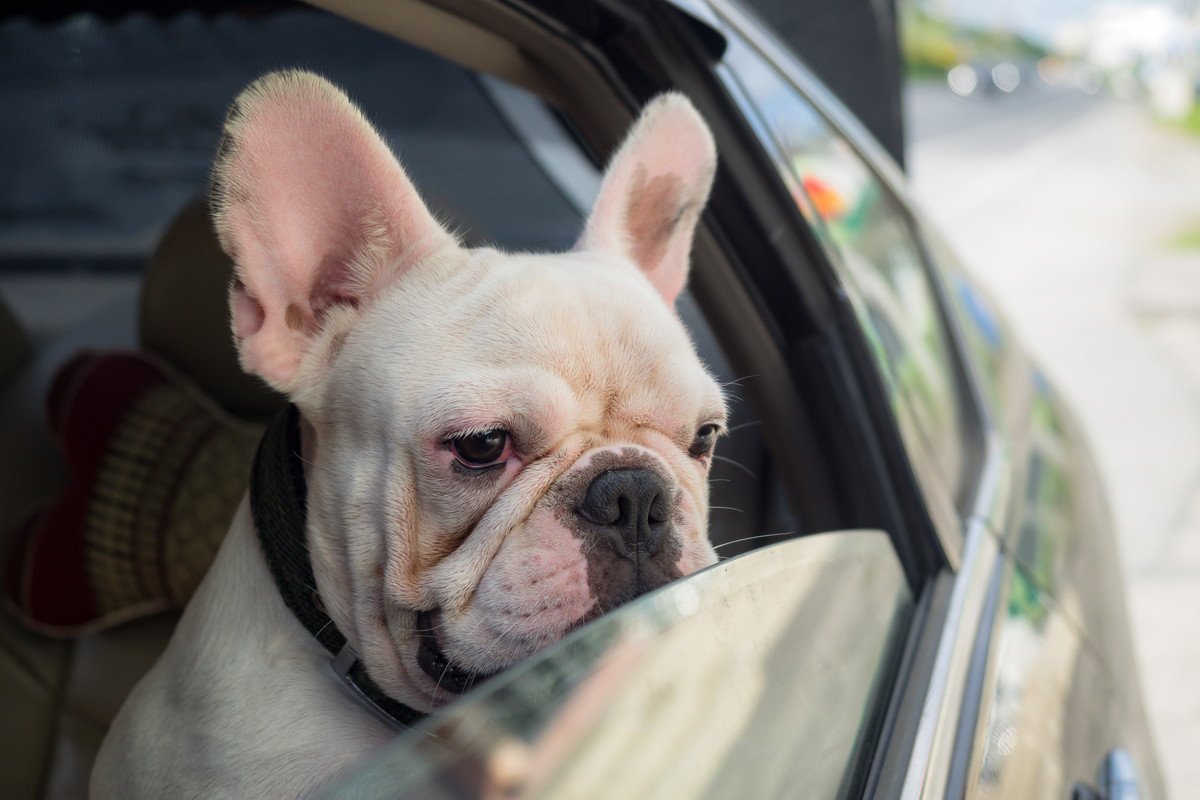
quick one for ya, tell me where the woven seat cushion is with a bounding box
[5,351,261,636]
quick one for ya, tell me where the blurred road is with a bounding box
[907,80,1200,797]
[908,81,1097,147]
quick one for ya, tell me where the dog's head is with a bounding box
[211,71,724,707]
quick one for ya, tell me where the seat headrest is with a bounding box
[139,200,282,419]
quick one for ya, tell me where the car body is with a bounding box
[0,0,1164,797]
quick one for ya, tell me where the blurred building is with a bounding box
[1056,2,1199,117]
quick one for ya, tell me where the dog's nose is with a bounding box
[576,468,671,556]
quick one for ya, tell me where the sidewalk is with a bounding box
[910,95,1200,797]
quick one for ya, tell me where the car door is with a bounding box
[701,2,1164,797]
[695,0,994,789]
[925,226,1166,799]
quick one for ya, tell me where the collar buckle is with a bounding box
[331,642,410,731]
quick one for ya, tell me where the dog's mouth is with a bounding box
[415,610,498,695]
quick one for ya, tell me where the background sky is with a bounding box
[925,0,1190,45]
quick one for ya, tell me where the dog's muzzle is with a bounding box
[566,464,685,610]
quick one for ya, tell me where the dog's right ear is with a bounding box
[577,93,716,307]
[210,70,456,395]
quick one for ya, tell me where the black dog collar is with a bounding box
[250,404,425,729]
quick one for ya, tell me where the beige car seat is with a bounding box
[0,201,279,800]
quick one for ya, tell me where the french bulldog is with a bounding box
[92,70,725,798]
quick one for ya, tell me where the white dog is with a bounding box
[92,71,725,798]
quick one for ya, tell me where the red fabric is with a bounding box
[6,352,169,631]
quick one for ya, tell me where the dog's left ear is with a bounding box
[577,93,716,306]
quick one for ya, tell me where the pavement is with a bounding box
[907,81,1200,798]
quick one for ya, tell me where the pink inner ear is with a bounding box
[623,166,688,273]
[579,93,716,306]
[212,71,454,391]
[231,282,265,339]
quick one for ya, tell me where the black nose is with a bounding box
[576,468,671,556]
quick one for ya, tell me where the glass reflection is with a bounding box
[972,564,1116,799]
[1015,383,1072,595]
[318,532,912,800]
[720,32,968,503]
[921,227,1033,434]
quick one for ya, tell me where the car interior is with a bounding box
[1,2,902,797]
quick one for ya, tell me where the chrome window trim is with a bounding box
[969,432,1014,536]
[944,546,1008,798]
[896,442,1011,798]
[899,518,999,799]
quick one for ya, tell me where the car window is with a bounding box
[715,23,978,515]
[2,7,917,797]
[919,225,1033,435]
[317,532,912,799]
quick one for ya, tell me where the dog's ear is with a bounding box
[577,93,716,306]
[210,70,456,394]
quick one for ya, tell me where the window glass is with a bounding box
[921,226,1033,434]
[718,29,973,509]
[318,532,912,800]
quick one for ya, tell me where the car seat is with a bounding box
[0,199,274,800]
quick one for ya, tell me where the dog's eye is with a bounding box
[689,424,719,458]
[450,429,511,468]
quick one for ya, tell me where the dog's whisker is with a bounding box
[430,662,452,712]
[292,449,316,468]
[462,613,493,642]
[708,505,743,513]
[712,531,797,552]
[455,617,526,691]
[719,373,758,388]
[410,611,454,636]
[725,419,762,434]
[475,624,515,669]
[712,454,758,480]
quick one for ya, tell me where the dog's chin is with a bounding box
[414,610,502,696]
[411,608,591,699]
